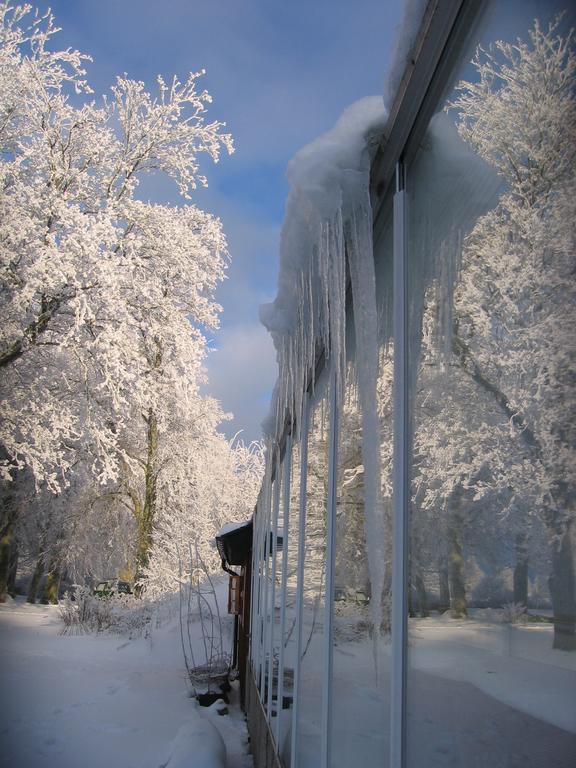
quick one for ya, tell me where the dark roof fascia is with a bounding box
[371,0,484,235]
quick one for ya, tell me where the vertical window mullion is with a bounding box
[267,453,282,721]
[275,432,293,748]
[253,496,266,675]
[259,465,273,697]
[391,160,409,768]
[321,363,339,768]
[290,394,311,768]
[249,502,260,668]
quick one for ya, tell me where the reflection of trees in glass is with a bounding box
[413,18,575,648]
[336,381,367,598]
[335,352,393,633]
[300,401,329,655]
[411,311,527,618]
[282,442,301,651]
[453,17,575,649]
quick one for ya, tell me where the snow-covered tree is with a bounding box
[411,18,575,646]
[6,449,136,603]
[0,2,233,490]
[451,17,575,648]
[0,3,244,602]
[143,434,265,597]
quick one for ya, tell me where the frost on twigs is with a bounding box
[0,1,233,490]
[408,18,575,647]
[59,586,152,637]
[179,544,231,697]
[142,436,264,598]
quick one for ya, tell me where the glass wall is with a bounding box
[267,453,284,722]
[259,473,275,702]
[405,2,576,766]
[276,437,300,764]
[296,374,330,767]
[250,2,576,767]
[329,196,394,767]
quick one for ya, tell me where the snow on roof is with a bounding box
[260,96,386,339]
[260,96,387,437]
[260,1,431,395]
[216,519,251,538]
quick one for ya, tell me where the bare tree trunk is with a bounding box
[0,529,13,601]
[438,561,450,613]
[0,503,17,602]
[41,558,61,604]
[448,526,467,617]
[513,533,529,606]
[547,518,576,651]
[6,543,18,596]
[447,485,467,618]
[134,408,159,582]
[27,556,45,604]
[414,573,429,617]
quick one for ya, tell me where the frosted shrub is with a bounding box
[474,602,528,625]
[59,587,152,637]
[502,602,529,625]
[333,590,392,643]
[471,574,513,608]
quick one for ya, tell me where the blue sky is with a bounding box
[43,0,404,442]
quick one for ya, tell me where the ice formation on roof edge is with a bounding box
[260,0,432,432]
[259,96,388,643]
[260,96,387,435]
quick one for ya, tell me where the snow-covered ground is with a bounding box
[292,607,576,767]
[0,593,252,768]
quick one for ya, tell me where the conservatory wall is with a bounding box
[248,1,576,767]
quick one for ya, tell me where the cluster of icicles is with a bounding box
[260,97,388,644]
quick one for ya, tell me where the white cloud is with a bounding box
[203,323,277,443]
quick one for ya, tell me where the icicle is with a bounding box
[259,95,388,670]
[348,201,386,661]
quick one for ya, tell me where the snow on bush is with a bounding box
[473,603,533,625]
[59,587,152,637]
[162,710,226,768]
[501,602,529,625]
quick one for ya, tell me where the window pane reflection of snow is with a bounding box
[405,2,576,766]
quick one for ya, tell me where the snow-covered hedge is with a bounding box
[59,587,152,637]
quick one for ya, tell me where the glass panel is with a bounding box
[259,471,274,700]
[330,197,394,766]
[267,456,283,722]
[406,2,576,766]
[251,493,266,673]
[277,438,300,765]
[297,376,330,767]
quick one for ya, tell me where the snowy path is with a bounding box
[0,600,252,768]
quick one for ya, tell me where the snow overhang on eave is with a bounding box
[215,519,253,568]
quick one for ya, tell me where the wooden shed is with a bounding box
[215,519,253,708]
